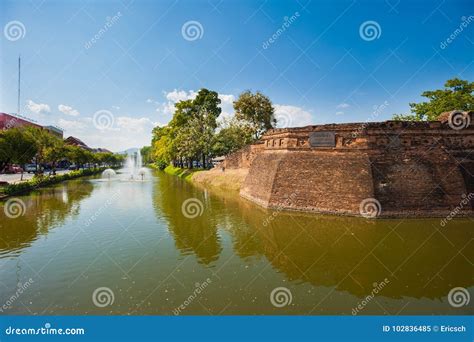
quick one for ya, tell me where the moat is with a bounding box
[0,169,472,315]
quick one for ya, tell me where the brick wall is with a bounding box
[238,119,474,218]
[223,143,264,169]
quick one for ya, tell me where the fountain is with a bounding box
[124,152,149,181]
[138,168,148,181]
[102,168,117,180]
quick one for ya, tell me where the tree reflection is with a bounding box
[0,180,94,255]
[196,185,474,301]
[153,173,222,265]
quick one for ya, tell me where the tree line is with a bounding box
[393,78,473,120]
[0,126,125,179]
[146,89,276,169]
[142,78,473,169]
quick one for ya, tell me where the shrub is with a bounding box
[1,167,107,196]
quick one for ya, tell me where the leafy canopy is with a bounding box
[233,91,276,139]
[393,78,474,121]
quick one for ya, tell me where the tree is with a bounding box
[151,126,174,169]
[25,127,56,172]
[140,146,152,165]
[65,145,90,169]
[233,90,276,139]
[0,128,38,180]
[151,89,222,169]
[44,136,67,175]
[192,89,222,167]
[212,118,254,156]
[393,78,474,121]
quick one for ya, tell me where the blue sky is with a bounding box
[1,0,473,151]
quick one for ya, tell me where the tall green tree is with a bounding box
[44,136,67,175]
[192,89,222,167]
[65,145,90,169]
[140,146,152,164]
[212,118,254,156]
[25,127,56,171]
[393,78,474,121]
[151,126,174,169]
[0,128,38,179]
[233,90,276,139]
[152,89,222,168]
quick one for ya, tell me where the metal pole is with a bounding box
[17,55,21,115]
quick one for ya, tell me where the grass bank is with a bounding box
[160,164,247,192]
[192,168,248,192]
[163,165,203,181]
[0,167,108,198]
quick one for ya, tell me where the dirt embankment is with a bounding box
[191,168,248,192]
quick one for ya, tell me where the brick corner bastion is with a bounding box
[225,112,474,218]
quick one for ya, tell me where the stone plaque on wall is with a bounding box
[309,132,336,147]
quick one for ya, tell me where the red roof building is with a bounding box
[0,112,42,130]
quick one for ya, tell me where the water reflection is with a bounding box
[153,173,474,302]
[0,170,471,315]
[0,180,94,256]
[153,174,222,265]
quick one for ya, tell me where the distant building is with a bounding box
[43,125,64,138]
[92,148,112,154]
[1,113,64,139]
[0,112,42,130]
[64,136,91,150]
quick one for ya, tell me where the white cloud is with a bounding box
[112,105,120,110]
[337,103,350,109]
[336,111,344,116]
[55,114,160,152]
[116,116,158,133]
[156,90,235,121]
[164,89,197,103]
[58,104,80,116]
[57,118,86,130]
[218,94,235,119]
[274,104,313,128]
[154,90,197,117]
[26,100,50,114]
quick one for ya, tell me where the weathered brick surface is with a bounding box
[238,116,474,218]
[223,143,264,169]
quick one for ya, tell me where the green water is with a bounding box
[0,169,472,315]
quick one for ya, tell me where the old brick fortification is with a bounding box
[222,143,265,169]
[238,111,474,218]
